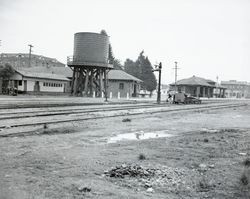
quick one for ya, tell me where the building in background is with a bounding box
[1,52,142,97]
[221,80,250,98]
[8,69,70,94]
[169,75,226,98]
[0,53,65,68]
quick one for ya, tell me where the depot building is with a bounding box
[9,69,70,93]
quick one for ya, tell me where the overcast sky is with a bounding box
[0,0,249,84]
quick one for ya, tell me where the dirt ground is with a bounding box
[0,102,250,199]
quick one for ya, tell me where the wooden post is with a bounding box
[196,86,200,98]
[104,69,108,101]
[89,69,93,96]
[73,67,79,96]
[84,68,89,96]
[71,67,75,94]
[99,68,103,97]
[203,87,206,97]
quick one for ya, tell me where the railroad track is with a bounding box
[0,103,169,120]
[0,102,247,133]
[0,100,223,120]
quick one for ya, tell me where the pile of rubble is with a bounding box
[104,164,193,191]
[104,164,155,178]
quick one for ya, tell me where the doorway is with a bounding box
[34,81,40,92]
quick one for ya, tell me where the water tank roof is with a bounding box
[74,32,109,36]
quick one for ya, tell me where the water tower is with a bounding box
[67,32,113,97]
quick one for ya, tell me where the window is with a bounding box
[119,83,124,89]
[18,80,22,86]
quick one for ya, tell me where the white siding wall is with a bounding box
[25,78,66,92]
[27,80,35,91]
[10,72,68,93]
[40,81,64,92]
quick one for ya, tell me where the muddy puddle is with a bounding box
[107,130,174,143]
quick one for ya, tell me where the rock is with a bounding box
[78,186,91,193]
[144,182,152,188]
[122,118,131,122]
[198,164,208,172]
[199,164,207,168]
[146,187,154,193]
[208,164,215,169]
[121,164,127,168]
[203,138,209,143]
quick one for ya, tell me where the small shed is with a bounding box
[107,70,142,98]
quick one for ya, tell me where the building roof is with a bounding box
[15,66,73,78]
[171,76,216,87]
[108,70,142,82]
[221,80,248,85]
[14,67,141,82]
[16,69,70,81]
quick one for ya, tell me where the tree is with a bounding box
[141,56,157,93]
[100,29,114,64]
[124,58,140,78]
[0,63,15,94]
[113,59,124,70]
[0,63,15,79]
[124,51,157,94]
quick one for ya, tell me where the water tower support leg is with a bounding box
[89,69,94,96]
[84,68,89,96]
[99,68,103,97]
[104,69,108,101]
[71,67,75,94]
[73,67,79,96]
[79,68,84,96]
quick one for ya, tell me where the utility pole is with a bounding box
[28,44,33,67]
[173,61,180,92]
[152,62,162,104]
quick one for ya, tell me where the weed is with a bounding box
[243,158,250,167]
[240,173,248,185]
[138,153,146,160]
[43,123,48,129]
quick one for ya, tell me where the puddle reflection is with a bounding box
[108,130,173,143]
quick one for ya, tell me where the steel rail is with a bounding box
[0,103,247,130]
[0,100,223,118]
[0,103,170,120]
